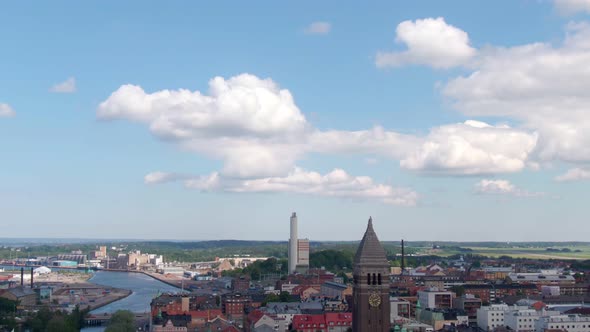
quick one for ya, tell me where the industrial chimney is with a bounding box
[401,239,405,275]
[288,212,298,274]
[20,267,24,286]
[30,268,34,288]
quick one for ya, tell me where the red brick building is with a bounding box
[222,293,250,319]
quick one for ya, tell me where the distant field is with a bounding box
[431,246,590,260]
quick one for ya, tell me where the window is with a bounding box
[373,273,377,285]
[367,273,371,285]
[378,273,382,285]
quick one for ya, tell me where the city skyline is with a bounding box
[1,1,590,240]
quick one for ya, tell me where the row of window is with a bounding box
[367,273,382,285]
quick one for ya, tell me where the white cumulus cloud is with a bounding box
[474,179,544,197]
[144,172,189,184]
[442,22,590,166]
[99,73,544,178]
[98,74,308,178]
[149,168,418,206]
[304,22,331,35]
[0,103,15,117]
[376,17,476,69]
[555,167,590,181]
[400,121,538,175]
[554,0,590,15]
[50,77,76,93]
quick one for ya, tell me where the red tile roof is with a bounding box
[325,312,352,325]
[292,314,326,329]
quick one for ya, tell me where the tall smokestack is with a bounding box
[20,267,24,286]
[30,268,34,288]
[401,239,405,275]
[288,212,298,274]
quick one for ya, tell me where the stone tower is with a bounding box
[352,217,390,332]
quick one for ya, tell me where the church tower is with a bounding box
[352,217,390,332]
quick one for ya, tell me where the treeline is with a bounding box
[309,250,354,272]
[571,260,590,270]
[24,306,88,332]
[546,247,582,253]
[222,257,288,280]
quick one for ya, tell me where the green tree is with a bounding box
[309,250,354,272]
[450,285,465,297]
[279,291,292,302]
[47,315,76,332]
[67,305,90,330]
[105,310,135,332]
[262,293,280,306]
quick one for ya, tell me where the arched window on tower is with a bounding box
[367,273,371,285]
[372,273,377,285]
[378,273,382,285]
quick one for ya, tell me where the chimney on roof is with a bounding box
[20,267,24,286]
[30,268,34,288]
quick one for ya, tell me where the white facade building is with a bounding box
[535,315,590,332]
[477,304,563,332]
[478,304,510,331]
[504,309,543,332]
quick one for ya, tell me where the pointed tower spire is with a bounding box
[354,216,388,266]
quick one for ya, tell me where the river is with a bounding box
[88,271,183,314]
[81,271,185,331]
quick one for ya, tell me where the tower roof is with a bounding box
[354,217,388,266]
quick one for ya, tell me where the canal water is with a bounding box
[88,271,183,314]
[82,271,185,331]
[1,266,185,331]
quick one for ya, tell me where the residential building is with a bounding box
[321,281,350,299]
[390,297,411,322]
[418,288,455,309]
[453,294,482,324]
[152,319,188,332]
[477,304,511,330]
[535,315,590,332]
[507,273,576,286]
[222,293,250,319]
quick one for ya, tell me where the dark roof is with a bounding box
[4,287,36,298]
[462,284,538,290]
[323,281,348,290]
[354,217,388,266]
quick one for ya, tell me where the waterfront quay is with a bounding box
[0,266,132,312]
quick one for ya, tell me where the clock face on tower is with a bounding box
[368,291,381,307]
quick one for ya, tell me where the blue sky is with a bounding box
[1,1,590,241]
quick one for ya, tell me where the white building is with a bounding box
[504,309,546,332]
[541,285,561,297]
[477,304,563,332]
[535,314,590,332]
[508,272,575,285]
[477,304,515,330]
